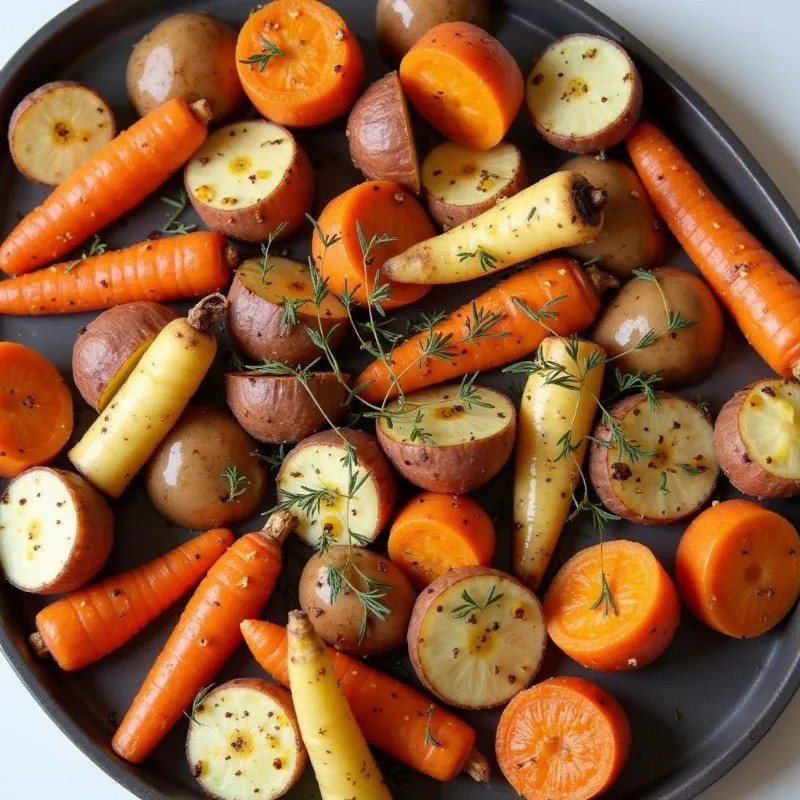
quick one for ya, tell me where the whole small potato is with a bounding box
[126,12,245,122]
[145,405,267,529]
[299,547,415,657]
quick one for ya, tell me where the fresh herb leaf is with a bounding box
[424,706,441,747]
[64,235,108,273]
[221,466,248,502]
[185,683,215,725]
[239,36,285,71]
[590,569,618,616]
[456,245,498,272]
[451,585,504,619]
[161,188,197,236]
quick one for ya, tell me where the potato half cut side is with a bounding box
[0,468,113,594]
[589,392,718,524]
[526,34,642,153]
[9,81,116,185]
[421,141,527,229]
[716,379,800,498]
[186,679,306,800]
[376,384,516,493]
[408,566,547,709]
[185,119,314,243]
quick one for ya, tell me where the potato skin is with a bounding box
[225,372,351,445]
[299,547,415,656]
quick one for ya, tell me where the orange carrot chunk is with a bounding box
[496,676,631,800]
[544,540,680,671]
[676,499,800,638]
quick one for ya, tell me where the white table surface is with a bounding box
[2,0,800,797]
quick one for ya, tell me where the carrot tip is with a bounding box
[586,265,619,295]
[187,293,228,332]
[464,747,490,782]
[224,244,240,270]
[29,631,49,659]
[262,510,296,544]
[189,99,213,126]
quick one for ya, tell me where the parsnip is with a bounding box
[68,294,227,497]
[513,337,605,590]
[287,610,391,800]
[381,170,605,284]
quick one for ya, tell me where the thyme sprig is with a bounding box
[64,234,108,274]
[221,466,248,502]
[451,584,504,619]
[185,684,215,725]
[424,706,442,747]
[258,220,289,284]
[161,188,197,236]
[239,36,285,71]
[457,245,498,272]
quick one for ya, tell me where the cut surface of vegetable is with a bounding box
[408,566,547,709]
[9,81,116,186]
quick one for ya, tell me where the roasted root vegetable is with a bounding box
[242,619,490,782]
[400,22,523,150]
[0,343,73,478]
[496,677,631,800]
[381,171,606,284]
[186,679,306,800]
[526,34,643,153]
[0,468,112,595]
[588,392,719,524]
[544,540,680,671]
[9,81,115,186]
[287,610,392,800]
[376,383,516,493]
[513,337,605,590]
[30,528,234,671]
[185,120,314,243]
[0,97,211,276]
[715,379,800,498]
[276,429,397,546]
[421,140,527,230]
[68,294,227,498]
[111,512,294,764]
[407,566,547,709]
[388,491,495,589]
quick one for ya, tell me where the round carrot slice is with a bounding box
[0,343,73,478]
[388,491,495,589]
[544,540,680,671]
[676,499,800,638]
[312,180,434,309]
[496,676,631,800]
[399,22,523,150]
[236,0,364,128]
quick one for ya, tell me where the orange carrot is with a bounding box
[30,529,234,671]
[312,180,434,309]
[356,257,606,403]
[0,98,212,276]
[111,512,294,764]
[544,540,680,672]
[236,0,364,128]
[0,232,236,315]
[496,676,631,800]
[400,23,523,150]
[241,619,489,782]
[0,343,73,478]
[388,491,495,589]
[676,499,800,638]
[627,122,800,380]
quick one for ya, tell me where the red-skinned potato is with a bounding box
[715,379,800,499]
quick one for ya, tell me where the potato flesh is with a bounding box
[186,122,294,211]
[188,686,299,800]
[418,574,546,708]
[739,381,800,479]
[0,469,77,590]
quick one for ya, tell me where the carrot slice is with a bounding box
[400,22,523,150]
[236,0,364,128]
[496,676,631,800]
[676,499,800,638]
[312,180,434,309]
[388,491,495,589]
[0,343,73,478]
[544,540,680,671]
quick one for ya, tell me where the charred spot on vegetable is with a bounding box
[571,177,606,225]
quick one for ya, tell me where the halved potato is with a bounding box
[526,34,643,153]
[715,379,800,498]
[8,81,116,185]
[185,119,314,243]
[0,467,113,595]
[376,384,516,493]
[589,392,719,524]
[72,302,179,411]
[276,429,397,547]
[225,372,352,444]
[421,140,527,229]
[227,256,349,365]
[407,566,547,709]
[186,678,306,800]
